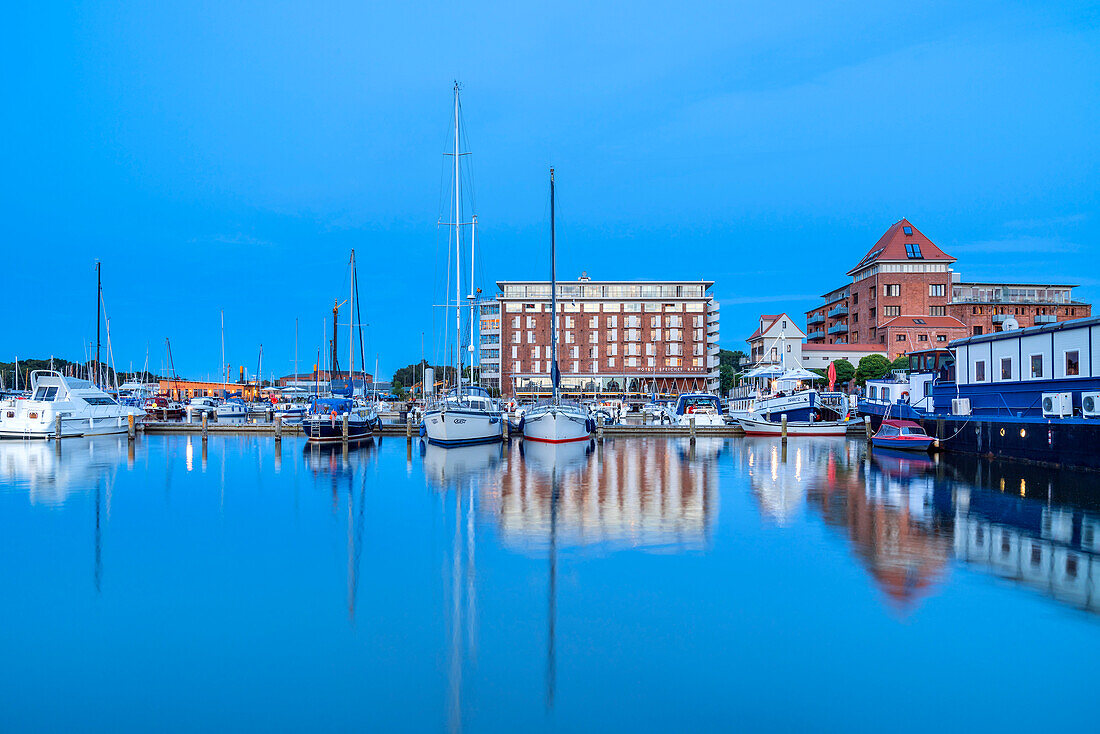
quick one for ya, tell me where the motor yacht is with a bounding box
[0,371,143,439]
[186,397,217,418]
[215,397,248,419]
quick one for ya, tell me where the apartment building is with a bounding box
[479,274,720,397]
[805,219,1091,358]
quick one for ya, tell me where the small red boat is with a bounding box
[143,395,184,419]
[871,419,935,452]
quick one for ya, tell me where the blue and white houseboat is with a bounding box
[863,316,1100,469]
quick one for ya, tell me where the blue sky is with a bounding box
[3,1,1098,380]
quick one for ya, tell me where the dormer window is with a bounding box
[904,243,923,258]
[903,225,913,235]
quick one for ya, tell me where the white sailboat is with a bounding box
[424,83,503,447]
[521,169,593,444]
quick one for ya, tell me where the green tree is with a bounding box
[855,354,892,385]
[719,364,735,394]
[719,349,746,368]
[831,359,855,387]
[890,354,910,371]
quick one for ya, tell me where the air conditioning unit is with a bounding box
[1041,392,1073,418]
[951,398,971,416]
[1082,392,1100,418]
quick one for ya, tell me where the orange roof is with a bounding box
[847,219,955,276]
[880,315,966,329]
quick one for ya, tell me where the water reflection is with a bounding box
[0,437,126,506]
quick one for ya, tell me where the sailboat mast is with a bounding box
[453,82,463,397]
[95,261,101,387]
[349,250,356,397]
[550,168,559,403]
[469,215,476,385]
[221,310,226,396]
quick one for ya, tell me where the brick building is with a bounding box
[805,219,1091,358]
[480,275,720,398]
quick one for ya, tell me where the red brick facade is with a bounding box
[805,219,1092,359]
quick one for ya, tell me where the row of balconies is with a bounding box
[1035,314,1057,324]
[827,305,848,318]
[807,314,825,326]
[828,323,848,335]
[806,329,825,340]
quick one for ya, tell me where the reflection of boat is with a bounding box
[0,436,126,505]
[519,437,592,473]
[422,441,503,488]
[737,414,849,436]
[0,371,143,439]
[871,419,934,451]
[302,436,376,474]
[870,447,936,477]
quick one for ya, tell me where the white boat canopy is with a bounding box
[779,367,819,381]
[744,365,784,379]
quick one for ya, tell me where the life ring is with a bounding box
[330,410,337,421]
[687,405,695,414]
[900,391,910,403]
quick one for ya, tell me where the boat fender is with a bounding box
[586,417,595,433]
[419,423,426,438]
[517,416,525,432]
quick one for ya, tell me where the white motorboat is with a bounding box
[736,414,851,436]
[215,397,248,418]
[0,371,143,439]
[186,396,217,418]
[671,393,726,427]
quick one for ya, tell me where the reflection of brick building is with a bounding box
[805,219,1090,358]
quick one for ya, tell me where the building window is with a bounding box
[918,334,928,341]
[973,326,983,336]
[975,360,986,382]
[883,306,900,317]
[770,347,778,361]
[884,284,900,297]
[786,344,791,352]
[1001,357,1012,380]
[936,335,947,342]
[607,357,615,368]
[904,243,923,258]
[929,306,945,316]
[1030,354,1043,379]
[903,225,913,235]
[929,284,945,297]
[1066,350,1080,376]
[896,334,906,342]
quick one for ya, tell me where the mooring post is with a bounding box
[781,414,788,443]
[406,410,413,441]
[598,414,605,442]
[642,410,648,426]
[690,415,696,442]
[274,415,282,443]
[864,415,872,441]
[54,414,62,440]
[342,413,349,445]
[127,413,135,441]
[503,413,510,440]
[201,411,208,443]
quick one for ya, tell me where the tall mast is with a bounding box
[349,249,356,398]
[550,168,559,403]
[95,261,101,387]
[294,318,299,390]
[469,214,476,386]
[453,82,463,397]
[220,310,226,396]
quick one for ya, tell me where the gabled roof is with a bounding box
[747,313,803,342]
[880,315,966,329]
[847,219,955,276]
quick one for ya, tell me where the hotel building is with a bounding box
[479,274,720,398]
[804,219,1090,358]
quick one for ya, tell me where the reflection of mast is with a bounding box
[448,487,463,734]
[94,478,102,593]
[546,466,559,709]
[347,471,367,622]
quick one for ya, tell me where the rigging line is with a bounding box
[353,264,366,377]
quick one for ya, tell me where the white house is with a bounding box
[746,314,804,368]
[801,343,887,370]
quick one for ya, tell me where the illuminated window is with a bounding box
[1066,350,1080,376]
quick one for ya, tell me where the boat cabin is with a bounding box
[674,393,722,416]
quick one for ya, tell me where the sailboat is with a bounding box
[423,83,504,447]
[521,169,594,444]
[215,311,247,418]
[303,250,378,442]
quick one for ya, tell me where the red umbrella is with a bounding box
[827,361,836,392]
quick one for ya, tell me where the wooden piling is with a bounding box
[598,414,605,442]
[781,414,788,443]
[127,413,135,441]
[642,411,648,426]
[274,415,282,442]
[690,415,696,442]
[201,412,208,442]
[55,415,62,440]
[864,415,872,441]
[342,413,349,445]
[503,414,510,440]
[406,410,412,441]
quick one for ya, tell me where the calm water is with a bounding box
[2,434,1098,733]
